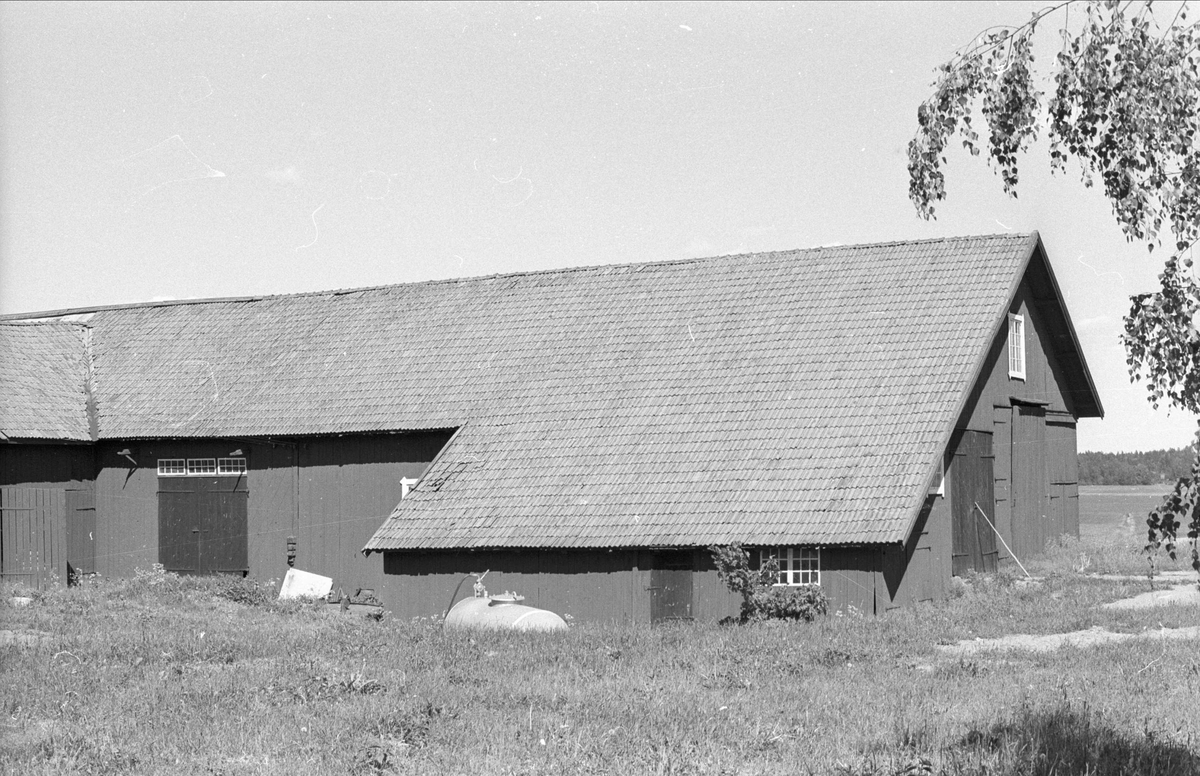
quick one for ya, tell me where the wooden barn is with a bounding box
[0,232,1101,620]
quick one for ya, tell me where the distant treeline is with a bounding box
[1078,447,1195,485]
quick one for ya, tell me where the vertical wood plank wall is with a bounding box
[947,266,1083,573]
[296,432,451,596]
[382,548,891,622]
[0,487,67,589]
[0,445,94,585]
[90,433,450,585]
[1012,405,1049,560]
[382,550,648,622]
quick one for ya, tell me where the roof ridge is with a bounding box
[0,232,1034,320]
[0,319,91,328]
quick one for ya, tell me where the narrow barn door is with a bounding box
[649,552,694,623]
[1011,404,1048,560]
[950,431,998,575]
[159,480,200,574]
[65,485,96,579]
[0,487,68,589]
[196,477,249,574]
[1046,418,1080,540]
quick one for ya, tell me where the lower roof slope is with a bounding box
[0,322,92,441]
[358,233,1046,549]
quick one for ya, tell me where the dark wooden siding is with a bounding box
[92,432,450,583]
[948,272,1083,568]
[949,430,997,575]
[822,547,884,614]
[383,547,896,622]
[0,444,93,488]
[0,445,95,582]
[296,432,451,596]
[383,550,650,623]
[246,443,297,584]
[65,486,96,575]
[879,490,952,611]
[1011,404,1049,560]
[158,476,249,575]
[990,407,1013,563]
[958,281,1078,433]
[1046,416,1079,539]
[0,486,67,589]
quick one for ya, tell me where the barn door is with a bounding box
[1046,417,1079,539]
[199,480,249,574]
[648,552,694,623]
[65,485,96,578]
[949,431,998,575]
[158,477,248,575]
[1011,404,1048,559]
[0,486,67,589]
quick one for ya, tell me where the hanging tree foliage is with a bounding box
[908,0,1200,570]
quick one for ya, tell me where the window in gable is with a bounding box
[760,547,821,586]
[1008,313,1026,380]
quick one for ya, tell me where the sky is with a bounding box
[1,1,1196,453]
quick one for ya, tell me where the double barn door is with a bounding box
[158,477,248,575]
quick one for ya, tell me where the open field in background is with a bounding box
[3,530,1200,776]
[1079,484,1173,544]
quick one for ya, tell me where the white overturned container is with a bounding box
[444,593,567,632]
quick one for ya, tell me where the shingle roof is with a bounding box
[357,232,1058,549]
[0,322,93,441]
[3,232,1100,548]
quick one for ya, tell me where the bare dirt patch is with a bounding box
[1102,583,1200,610]
[937,625,1200,655]
[938,576,1200,655]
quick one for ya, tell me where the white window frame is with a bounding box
[157,457,247,476]
[400,477,420,499]
[187,458,217,475]
[760,547,821,586]
[1008,313,1026,380]
[217,458,247,476]
[157,459,187,476]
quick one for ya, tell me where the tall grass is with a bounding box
[2,542,1199,775]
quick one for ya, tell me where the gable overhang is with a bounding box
[900,231,1104,547]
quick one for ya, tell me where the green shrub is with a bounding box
[710,543,828,622]
[213,575,275,606]
[746,584,827,622]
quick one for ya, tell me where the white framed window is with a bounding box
[158,457,247,476]
[217,458,247,475]
[400,477,420,498]
[760,547,821,586]
[157,459,187,476]
[1008,313,1026,380]
[187,458,217,475]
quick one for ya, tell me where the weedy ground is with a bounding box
[2,535,1199,776]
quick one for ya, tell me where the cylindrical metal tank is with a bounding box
[444,593,568,632]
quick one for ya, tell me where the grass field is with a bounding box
[2,498,1198,775]
[1079,484,1174,543]
[4,543,1200,775]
